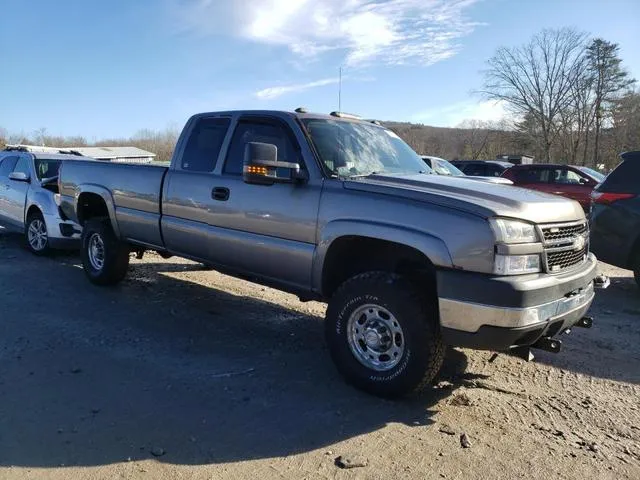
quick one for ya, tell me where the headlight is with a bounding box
[53,193,62,206]
[494,254,541,275]
[490,218,538,244]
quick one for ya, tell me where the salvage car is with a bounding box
[58,109,604,398]
[0,147,82,254]
[590,151,640,286]
[422,156,513,184]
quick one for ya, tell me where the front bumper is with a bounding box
[43,213,81,250]
[438,253,598,351]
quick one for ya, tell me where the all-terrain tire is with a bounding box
[325,271,445,398]
[81,218,130,286]
[25,210,51,256]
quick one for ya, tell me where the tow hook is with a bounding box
[594,274,610,289]
[574,316,593,328]
[532,336,562,353]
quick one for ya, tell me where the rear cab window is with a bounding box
[181,117,231,172]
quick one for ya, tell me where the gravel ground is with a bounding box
[0,228,639,480]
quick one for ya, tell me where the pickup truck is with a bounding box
[59,109,601,397]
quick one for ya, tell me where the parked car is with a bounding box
[422,156,513,184]
[450,160,513,177]
[501,164,601,211]
[59,109,602,398]
[575,166,606,183]
[0,147,82,254]
[590,151,640,286]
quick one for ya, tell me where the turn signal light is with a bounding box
[244,165,268,175]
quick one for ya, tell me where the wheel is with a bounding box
[25,211,51,256]
[325,271,445,398]
[81,218,130,286]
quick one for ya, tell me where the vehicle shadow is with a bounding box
[0,245,470,468]
[533,274,640,384]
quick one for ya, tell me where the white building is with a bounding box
[4,144,156,164]
[64,146,156,164]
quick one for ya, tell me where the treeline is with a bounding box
[388,89,639,170]
[0,127,179,163]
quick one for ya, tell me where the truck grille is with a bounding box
[538,221,588,273]
[541,223,588,243]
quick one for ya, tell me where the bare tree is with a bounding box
[586,39,636,166]
[481,28,587,161]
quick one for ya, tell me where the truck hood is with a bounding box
[344,173,585,224]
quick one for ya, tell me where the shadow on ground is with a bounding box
[524,274,640,385]
[0,232,469,468]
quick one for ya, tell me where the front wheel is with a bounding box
[325,272,445,398]
[81,219,130,286]
[25,211,51,256]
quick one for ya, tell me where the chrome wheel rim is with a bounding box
[88,233,105,271]
[27,219,48,251]
[347,304,405,371]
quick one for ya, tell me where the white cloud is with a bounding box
[411,100,509,127]
[254,77,340,100]
[171,0,482,67]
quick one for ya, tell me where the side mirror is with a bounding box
[242,142,303,185]
[8,171,30,183]
[579,177,589,185]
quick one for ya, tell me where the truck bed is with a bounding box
[59,159,169,247]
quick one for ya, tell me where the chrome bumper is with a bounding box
[439,281,595,333]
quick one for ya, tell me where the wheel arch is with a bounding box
[74,185,120,238]
[314,220,453,298]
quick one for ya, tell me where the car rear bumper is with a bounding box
[437,253,598,351]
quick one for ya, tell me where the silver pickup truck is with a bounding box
[59,110,601,397]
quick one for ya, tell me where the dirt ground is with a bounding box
[0,228,638,480]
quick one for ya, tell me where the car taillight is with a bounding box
[591,191,636,204]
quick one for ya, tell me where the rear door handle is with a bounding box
[212,187,230,201]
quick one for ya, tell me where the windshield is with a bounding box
[577,166,605,182]
[431,158,464,176]
[35,159,61,180]
[302,119,431,177]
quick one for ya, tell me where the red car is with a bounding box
[501,164,603,211]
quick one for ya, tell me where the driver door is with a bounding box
[205,117,321,290]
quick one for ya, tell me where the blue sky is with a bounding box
[1,0,639,139]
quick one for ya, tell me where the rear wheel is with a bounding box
[25,211,50,256]
[81,219,130,286]
[325,271,445,398]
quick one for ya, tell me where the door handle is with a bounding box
[212,187,230,201]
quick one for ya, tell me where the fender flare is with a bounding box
[73,184,121,238]
[312,219,454,293]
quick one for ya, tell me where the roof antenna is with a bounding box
[338,66,342,112]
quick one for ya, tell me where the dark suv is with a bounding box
[450,160,512,177]
[590,151,640,285]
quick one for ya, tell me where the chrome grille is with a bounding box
[538,221,589,273]
[541,223,588,243]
